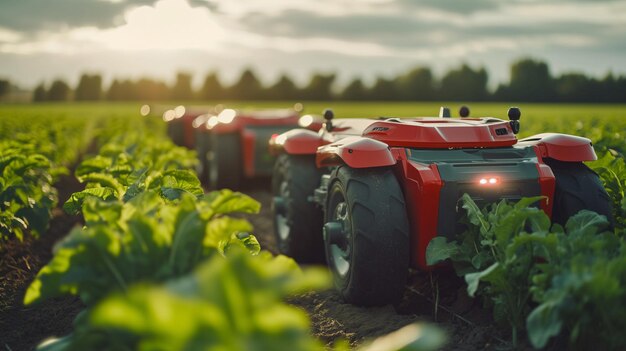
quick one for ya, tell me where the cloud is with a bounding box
[0,0,625,88]
[0,0,159,33]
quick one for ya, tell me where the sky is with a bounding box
[1,0,626,89]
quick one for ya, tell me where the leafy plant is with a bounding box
[0,141,57,241]
[25,190,261,306]
[427,194,548,345]
[36,250,445,351]
[428,194,626,349]
[527,211,625,350]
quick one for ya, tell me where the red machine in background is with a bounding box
[270,107,613,306]
[159,104,316,190]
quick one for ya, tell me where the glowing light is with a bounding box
[162,110,176,122]
[192,114,211,128]
[298,114,314,128]
[174,105,186,118]
[140,104,151,116]
[207,116,219,129]
[217,109,237,124]
[275,134,287,145]
[294,102,304,112]
[479,177,500,185]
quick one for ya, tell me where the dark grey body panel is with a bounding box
[406,147,542,239]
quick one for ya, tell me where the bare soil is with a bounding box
[0,175,85,351]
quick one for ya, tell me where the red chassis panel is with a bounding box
[393,150,444,270]
[316,136,396,168]
[517,133,597,162]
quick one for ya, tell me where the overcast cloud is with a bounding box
[0,0,625,88]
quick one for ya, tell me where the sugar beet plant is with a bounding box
[0,112,101,245]
[427,194,626,350]
[0,141,57,242]
[26,128,262,305]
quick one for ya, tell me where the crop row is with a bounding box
[0,115,100,244]
[25,115,443,351]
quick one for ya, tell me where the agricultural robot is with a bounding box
[191,107,316,189]
[270,107,613,306]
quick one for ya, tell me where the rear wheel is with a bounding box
[545,159,613,227]
[209,133,242,190]
[272,154,325,263]
[324,166,410,306]
[194,131,211,182]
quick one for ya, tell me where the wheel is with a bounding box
[167,121,185,147]
[324,166,410,306]
[208,133,242,190]
[544,159,614,227]
[272,154,325,263]
[194,131,211,182]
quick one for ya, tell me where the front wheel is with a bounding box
[324,166,410,306]
[208,133,242,190]
[545,159,614,227]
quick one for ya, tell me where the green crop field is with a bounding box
[1,101,625,351]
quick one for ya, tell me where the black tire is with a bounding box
[272,154,325,263]
[324,166,410,306]
[208,133,242,190]
[167,121,185,147]
[194,131,211,182]
[545,159,614,227]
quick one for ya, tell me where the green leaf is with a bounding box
[75,156,112,177]
[160,170,203,201]
[201,190,261,218]
[63,187,117,215]
[460,194,489,232]
[359,323,446,351]
[78,173,125,197]
[225,232,261,256]
[527,300,564,348]
[205,217,254,255]
[465,262,500,297]
[425,236,458,265]
[565,209,611,235]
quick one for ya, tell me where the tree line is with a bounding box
[22,58,626,103]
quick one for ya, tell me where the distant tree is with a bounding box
[33,83,47,102]
[507,58,555,102]
[302,73,336,101]
[75,73,102,101]
[599,73,626,103]
[439,64,488,101]
[171,72,194,101]
[554,73,596,102]
[0,79,9,99]
[46,79,71,101]
[199,72,226,100]
[266,74,299,100]
[107,79,133,101]
[229,68,264,100]
[397,67,435,101]
[340,78,368,101]
[369,77,400,101]
[137,78,170,101]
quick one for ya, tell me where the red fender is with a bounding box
[269,129,324,155]
[518,133,597,162]
[316,136,396,168]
